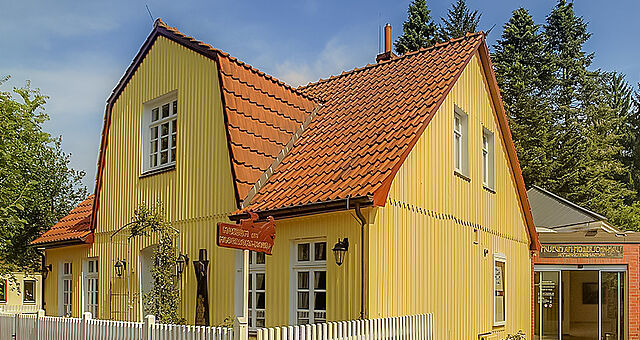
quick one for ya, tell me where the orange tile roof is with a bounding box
[245,33,484,211]
[31,195,94,247]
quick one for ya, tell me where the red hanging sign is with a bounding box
[217,212,276,254]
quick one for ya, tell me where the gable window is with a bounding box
[494,253,506,326]
[482,128,495,190]
[23,279,35,303]
[143,92,178,174]
[84,258,99,317]
[454,106,469,177]
[292,240,327,325]
[0,279,5,303]
[61,262,73,317]
[248,251,266,329]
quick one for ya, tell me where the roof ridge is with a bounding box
[154,19,319,104]
[300,32,485,91]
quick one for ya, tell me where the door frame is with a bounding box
[534,264,628,340]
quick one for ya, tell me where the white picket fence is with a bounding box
[0,311,232,340]
[0,304,39,314]
[257,314,434,340]
[0,311,433,340]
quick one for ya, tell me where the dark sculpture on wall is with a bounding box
[193,248,210,326]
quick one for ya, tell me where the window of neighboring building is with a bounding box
[248,251,265,329]
[61,262,73,317]
[143,93,178,174]
[84,258,99,317]
[494,254,506,326]
[23,279,35,303]
[293,240,327,325]
[454,106,469,177]
[482,128,495,190]
[0,279,7,303]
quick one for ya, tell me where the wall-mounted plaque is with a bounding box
[540,244,624,258]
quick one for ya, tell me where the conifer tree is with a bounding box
[440,0,481,40]
[492,8,553,188]
[394,0,439,54]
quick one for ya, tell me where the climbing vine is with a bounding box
[128,201,185,324]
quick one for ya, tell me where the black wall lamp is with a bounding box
[176,253,189,276]
[332,238,349,266]
[114,259,127,277]
[42,264,52,280]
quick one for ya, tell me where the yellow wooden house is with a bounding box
[34,20,539,339]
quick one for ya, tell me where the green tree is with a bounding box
[492,8,553,188]
[0,76,86,276]
[128,201,185,324]
[394,0,439,54]
[439,0,481,40]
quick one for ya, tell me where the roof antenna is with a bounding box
[145,4,154,24]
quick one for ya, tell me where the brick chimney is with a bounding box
[376,24,396,63]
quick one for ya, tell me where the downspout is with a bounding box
[354,203,366,320]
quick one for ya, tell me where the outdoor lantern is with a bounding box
[42,264,52,280]
[114,259,126,277]
[332,238,349,266]
[176,253,189,276]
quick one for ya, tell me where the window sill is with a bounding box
[454,170,471,182]
[140,164,176,179]
[493,322,505,328]
[483,185,496,194]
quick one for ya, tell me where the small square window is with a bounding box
[298,243,310,262]
[23,280,35,303]
[314,242,326,261]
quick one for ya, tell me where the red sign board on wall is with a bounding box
[217,212,276,254]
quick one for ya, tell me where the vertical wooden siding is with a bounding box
[265,211,363,327]
[367,53,532,339]
[89,36,237,324]
[44,245,91,317]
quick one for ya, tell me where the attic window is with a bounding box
[454,106,469,178]
[143,92,178,174]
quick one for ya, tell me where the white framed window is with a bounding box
[23,279,35,303]
[248,251,266,329]
[84,258,99,317]
[292,240,327,325]
[454,105,469,177]
[482,128,495,190]
[60,262,73,317]
[494,253,506,326]
[142,92,178,174]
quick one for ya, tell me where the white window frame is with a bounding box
[0,279,6,303]
[454,105,469,177]
[83,258,99,317]
[482,128,495,190]
[142,91,178,174]
[248,251,266,329]
[290,239,327,325]
[23,279,36,304]
[60,262,73,317]
[494,253,507,326]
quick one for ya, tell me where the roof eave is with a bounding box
[230,195,374,222]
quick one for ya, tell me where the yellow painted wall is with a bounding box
[91,35,237,324]
[43,36,238,324]
[0,273,42,311]
[43,245,90,316]
[265,211,364,327]
[367,53,532,339]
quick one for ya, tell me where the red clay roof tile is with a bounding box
[31,195,94,246]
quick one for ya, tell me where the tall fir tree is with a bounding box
[543,0,593,202]
[439,0,481,40]
[492,8,553,188]
[394,0,439,55]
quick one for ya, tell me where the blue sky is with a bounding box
[2,0,638,191]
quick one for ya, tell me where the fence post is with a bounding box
[12,313,18,340]
[81,312,92,339]
[35,310,45,340]
[143,315,155,340]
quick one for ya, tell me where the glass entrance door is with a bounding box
[535,271,561,340]
[534,268,626,340]
[600,271,625,340]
